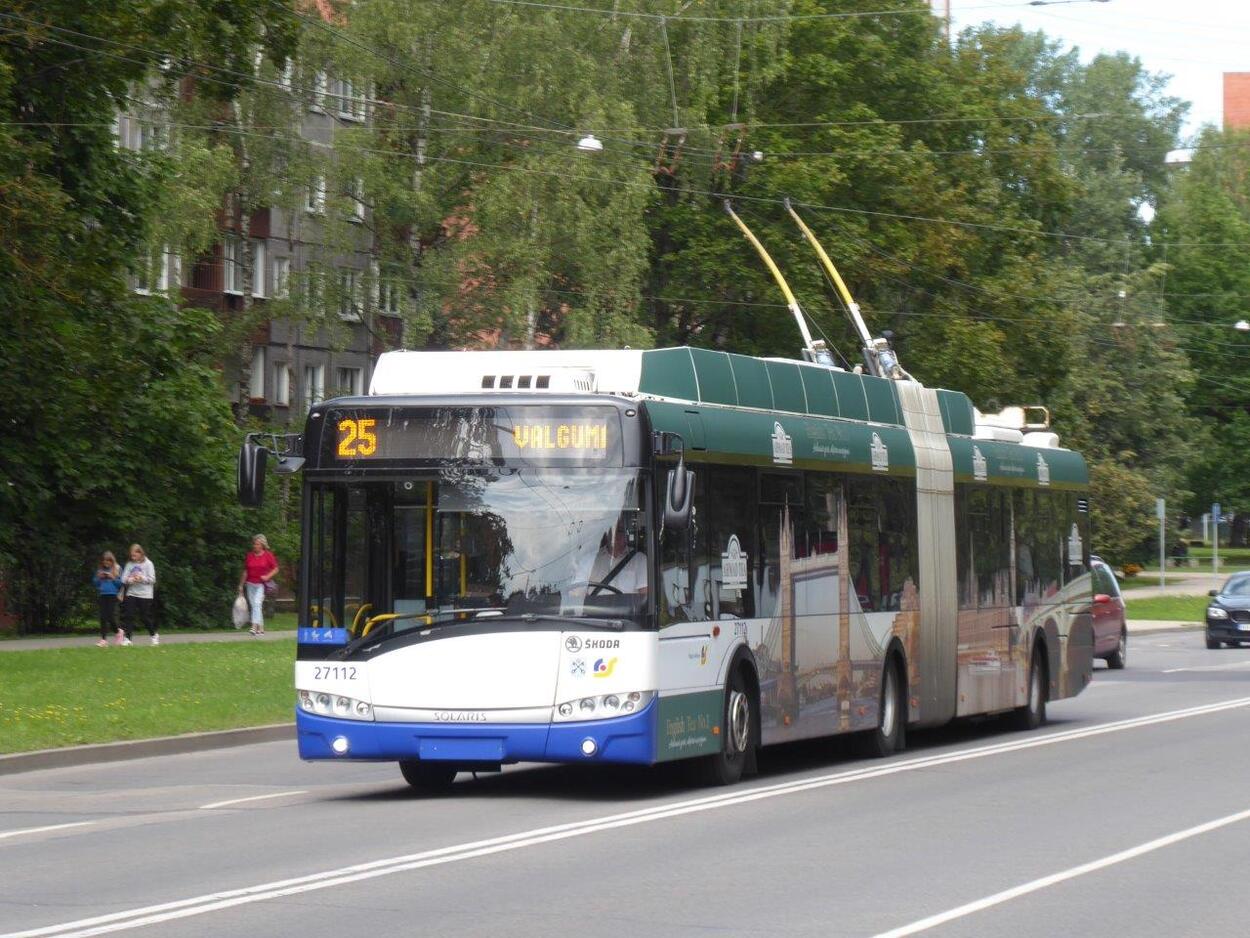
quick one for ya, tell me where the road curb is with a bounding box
[1127,621,1203,635]
[0,723,293,776]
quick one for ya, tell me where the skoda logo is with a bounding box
[565,635,582,653]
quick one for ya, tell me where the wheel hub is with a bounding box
[727,690,750,755]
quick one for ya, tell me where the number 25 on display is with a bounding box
[337,418,377,457]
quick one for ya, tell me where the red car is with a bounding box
[1091,559,1127,669]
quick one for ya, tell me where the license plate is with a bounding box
[1238,623,1250,631]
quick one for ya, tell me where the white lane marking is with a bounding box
[8,695,1250,938]
[0,822,94,841]
[1163,660,1250,674]
[873,806,1250,937]
[198,791,309,811]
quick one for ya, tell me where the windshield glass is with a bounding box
[307,469,648,637]
[1222,576,1250,597]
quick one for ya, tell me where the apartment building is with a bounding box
[116,62,404,426]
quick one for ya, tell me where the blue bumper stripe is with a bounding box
[296,699,658,766]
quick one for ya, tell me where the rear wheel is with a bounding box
[861,659,905,758]
[690,668,754,787]
[1012,647,1047,731]
[399,760,457,793]
[1105,629,1127,670]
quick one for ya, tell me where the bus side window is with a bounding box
[707,467,754,620]
[660,471,704,626]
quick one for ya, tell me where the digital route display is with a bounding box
[325,406,623,466]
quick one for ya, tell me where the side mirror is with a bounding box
[663,458,694,530]
[1208,589,1219,598]
[237,440,268,508]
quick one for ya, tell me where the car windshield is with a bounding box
[1221,576,1250,597]
[307,469,648,636]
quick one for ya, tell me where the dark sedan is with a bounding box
[1206,573,1250,649]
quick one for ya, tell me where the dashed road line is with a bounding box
[0,822,94,841]
[198,791,309,811]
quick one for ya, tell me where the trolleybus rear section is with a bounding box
[238,347,1093,787]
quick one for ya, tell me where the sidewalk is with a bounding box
[0,630,295,651]
[1127,618,1201,634]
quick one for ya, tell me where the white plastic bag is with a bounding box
[232,594,249,629]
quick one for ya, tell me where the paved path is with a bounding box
[3,634,1249,938]
[0,630,295,651]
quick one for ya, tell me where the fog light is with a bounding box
[331,736,350,755]
[580,738,597,756]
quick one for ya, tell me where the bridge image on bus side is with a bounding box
[238,345,1094,793]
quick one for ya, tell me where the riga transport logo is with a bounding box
[593,657,618,678]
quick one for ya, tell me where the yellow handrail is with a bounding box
[361,611,433,637]
[349,603,374,637]
[308,604,340,629]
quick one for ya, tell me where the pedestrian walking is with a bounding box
[119,544,158,646]
[93,551,123,647]
[238,534,278,636]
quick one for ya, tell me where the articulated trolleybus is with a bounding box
[239,224,1093,793]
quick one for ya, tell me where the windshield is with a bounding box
[306,469,648,638]
[1222,576,1250,598]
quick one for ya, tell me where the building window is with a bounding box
[338,268,360,320]
[278,59,295,90]
[377,267,402,316]
[273,362,292,407]
[347,177,366,222]
[310,70,327,111]
[328,77,366,122]
[306,176,326,214]
[303,363,325,410]
[305,264,324,311]
[251,240,267,298]
[250,346,266,400]
[132,246,180,295]
[337,366,364,397]
[223,236,244,295]
[273,256,291,299]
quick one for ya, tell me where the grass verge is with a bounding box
[1124,594,1209,622]
[0,642,293,754]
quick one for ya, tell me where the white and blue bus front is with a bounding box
[293,396,661,768]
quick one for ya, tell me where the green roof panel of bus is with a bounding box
[646,399,916,474]
[799,364,838,418]
[947,436,1089,488]
[863,376,902,425]
[688,347,738,406]
[829,371,870,422]
[766,360,807,413]
[728,355,774,410]
[938,389,976,436]
[638,347,700,401]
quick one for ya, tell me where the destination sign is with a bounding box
[324,406,622,466]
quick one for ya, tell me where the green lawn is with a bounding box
[0,642,294,754]
[1124,594,1209,622]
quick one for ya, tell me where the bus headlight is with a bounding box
[553,691,654,722]
[298,690,373,721]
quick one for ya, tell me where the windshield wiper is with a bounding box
[517,613,625,631]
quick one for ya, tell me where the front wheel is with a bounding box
[1105,629,1127,670]
[1205,634,1220,650]
[690,669,754,787]
[1011,648,1047,731]
[399,760,457,793]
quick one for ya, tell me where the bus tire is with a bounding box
[690,668,755,787]
[861,657,905,758]
[399,760,457,793]
[1012,643,1048,731]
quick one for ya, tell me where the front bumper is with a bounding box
[1205,619,1250,641]
[296,698,658,765]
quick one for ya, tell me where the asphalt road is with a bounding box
[3,630,1249,938]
